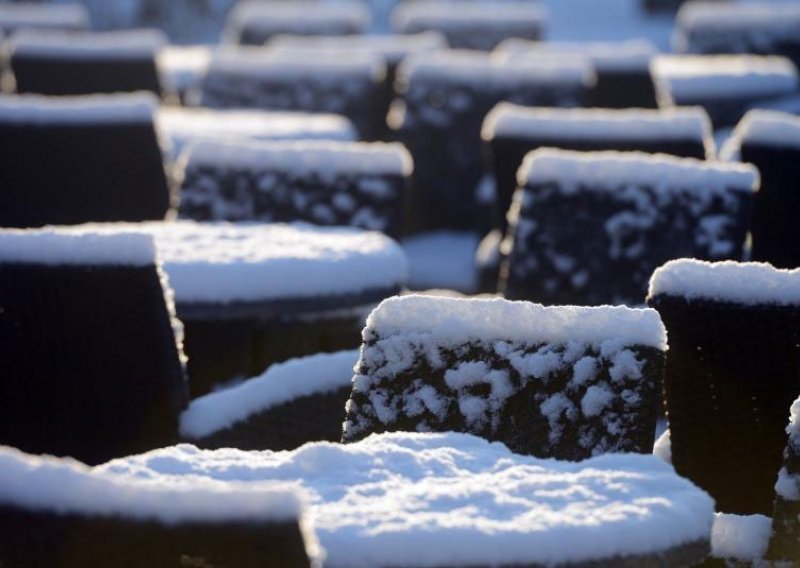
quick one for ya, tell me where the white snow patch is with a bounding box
[9,29,166,60]
[157,45,212,94]
[649,258,800,306]
[0,227,156,267]
[158,107,355,157]
[392,1,546,32]
[711,513,772,561]
[100,431,715,568]
[519,149,758,195]
[399,49,594,88]
[266,31,447,65]
[0,92,156,125]
[651,55,799,102]
[495,38,657,72]
[483,103,713,158]
[0,3,88,31]
[0,445,305,524]
[720,110,800,161]
[366,295,667,350]
[224,0,370,42]
[183,139,413,177]
[181,350,359,439]
[653,429,672,464]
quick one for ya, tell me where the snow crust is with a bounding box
[100,432,715,568]
[0,445,304,524]
[365,295,667,350]
[184,139,413,178]
[483,103,713,154]
[520,149,758,195]
[225,0,370,41]
[141,221,408,304]
[266,32,447,65]
[0,92,156,125]
[181,350,359,439]
[649,258,800,306]
[157,107,355,156]
[0,227,156,267]
[710,513,772,561]
[399,50,594,87]
[651,55,799,101]
[675,1,800,53]
[495,38,657,71]
[0,3,88,31]
[720,110,800,161]
[9,29,167,60]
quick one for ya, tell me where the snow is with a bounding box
[205,46,385,82]
[519,149,759,195]
[710,513,773,561]
[100,432,715,568]
[0,3,88,32]
[9,29,167,60]
[0,92,156,125]
[495,38,658,72]
[649,258,800,306]
[365,295,667,350]
[675,1,800,54]
[653,428,671,464]
[391,1,546,31]
[399,49,594,87]
[402,231,480,293]
[157,107,355,157]
[183,139,413,178]
[266,32,447,65]
[0,445,305,525]
[156,45,212,94]
[141,221,408,304]
[181,350,359,439]
[720,110,800,161]
[651,55,799,102]
[483,104,714,157]
[0,227,156,267]
[224,0,370,43]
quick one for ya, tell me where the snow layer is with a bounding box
[157,107,355,156]
[482,103,713,153]
[653,428,671,464]
[142,221,407,304]
[399,50,594,87]
[365,295,667,350]
[0,445,304,524]
[720,110,800,161]
[100,432,715,568]
[156,45,212,94]
[649,258,800,306]
[0,227,156,267]
[402,231,480,293]
[266,32,447,65]
[224,0,370,42]
[520,149,758,195]
[651,55,799,101]
[181,350,359,439]
[710,513,772,561]
[392,1,546,29]
[0,3,88,31]
[0,92,156,125]
[495,38,657,72]
[9,29,167,60]
[184,139,413,177]
[206,46,384,82]
[675,1,800,53]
